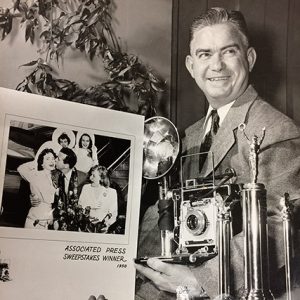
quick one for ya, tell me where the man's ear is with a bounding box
[247,47,257,72]
[185,55,195,78]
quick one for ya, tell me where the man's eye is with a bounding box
[223,48,237,56]
[198,52,210,60]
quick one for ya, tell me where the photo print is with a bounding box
[0,87,144,246]
[1,120,131,235]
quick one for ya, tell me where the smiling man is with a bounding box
[185,17,256,109]
[135,7,300,300]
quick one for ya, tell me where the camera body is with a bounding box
[172,180,240,259]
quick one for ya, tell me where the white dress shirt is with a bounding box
[203,100,236,136]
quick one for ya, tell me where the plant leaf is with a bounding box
[25,22,33,42]
[24,84,32,93]
[81,8,90,20]
[19,60,38,68]
[40,30,50,39]
[30,26,35,44]
[18,2,28,13]
[86,12,99,27]
[13,0,21,11]
[150,82,164,92]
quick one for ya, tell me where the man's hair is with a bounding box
[37,148,57,171]
[190,7,250,49]
[60,147,77,169]
[58,133,71,145]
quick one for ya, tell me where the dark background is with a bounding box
[170,0,300,135]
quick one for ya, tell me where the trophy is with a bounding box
[280,193,294,300]
[239,123,274,300]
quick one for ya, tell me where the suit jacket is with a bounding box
[52,168,88,230]
[136,85,300,299]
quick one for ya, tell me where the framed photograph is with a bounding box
[0,87,144,299]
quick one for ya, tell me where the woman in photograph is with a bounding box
[74,132,98,174]
[78,165,118,231]
[17,142,58,229]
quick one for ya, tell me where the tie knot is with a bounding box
[210,109,219,135]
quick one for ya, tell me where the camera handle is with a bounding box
[158,176,174,257]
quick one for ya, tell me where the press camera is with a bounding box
[172,178,240,262]
[137,117,241,264]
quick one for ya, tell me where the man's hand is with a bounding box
[29,193,41,207]
[135,258,202,298]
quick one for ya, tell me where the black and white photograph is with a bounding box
[1,0,300,299]
[1,120,131,234]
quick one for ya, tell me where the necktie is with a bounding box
[199,109,220,171]
[59,173,66,193]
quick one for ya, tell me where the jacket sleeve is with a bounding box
[107,188,118,226]
[17,160,44,200]
[17,160,36,183]
[78,185,89,208]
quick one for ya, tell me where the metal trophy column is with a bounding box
[280,193,294,300]
[216,194,232,298]
[239,124,274,300]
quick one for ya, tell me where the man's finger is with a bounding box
[135,262,163,282]
[147,258,174,276]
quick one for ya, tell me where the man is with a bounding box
[54,147,86,201]
[57,132,71,148]
[30,147,87,230]
[51,147,87,230]
[135,7,300,299]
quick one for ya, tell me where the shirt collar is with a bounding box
[64,169,72,181]
[203,100,236,133]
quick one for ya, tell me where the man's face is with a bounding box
[56,152,68,171]
[185,23,256,108]
[59,138,69,148]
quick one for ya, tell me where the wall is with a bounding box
[172,0,300,134]
[0,0,172,116]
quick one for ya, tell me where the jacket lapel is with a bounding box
[202,85,258,177]
[183,118,206,180]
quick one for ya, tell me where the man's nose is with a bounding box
[209,53,224,71]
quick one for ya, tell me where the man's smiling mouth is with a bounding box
[208,76,230,81]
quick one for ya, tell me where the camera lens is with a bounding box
[186,215,198,230]
[185,211,207,235]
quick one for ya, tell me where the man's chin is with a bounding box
[206,84,232,96]
[206,91,232,103]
